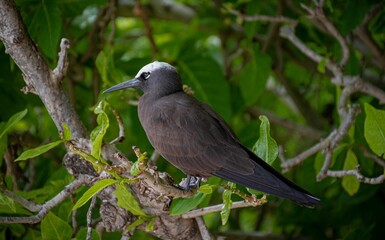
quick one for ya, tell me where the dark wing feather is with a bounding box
[139,92,253,176]
[213,147,320,207]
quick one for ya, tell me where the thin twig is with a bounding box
[107,0,117,47]
[134,0,158,58]
[128,100,139,106]
[332,76,385,105]
[181,198,266,219]
[71,203,78,236]
[148,150,160,167]
[0,175,92,224]
[225,5,297,24]
[301,2,349,65]
[247,107,324,140]
[281,106,360,170]
[109,108,125,144]
[358,145,385,168]
[326,169,385,184]
[0,188,42,212]
[317,148,333,181]
[279,25,342,78]
[196,216,211,240]
[86,196,97,240]
[52,38,70,82]
[280,130,337,169]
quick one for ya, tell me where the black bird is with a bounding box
[104,61,320,207]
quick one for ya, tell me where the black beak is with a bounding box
[103,78,141,94]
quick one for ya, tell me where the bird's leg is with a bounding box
[178,175,201,191]
[189,176,201,188]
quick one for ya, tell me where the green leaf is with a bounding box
[114,183,146,216]
[8,224,25,238]
[90,101,109,159]
[317,58,327,73]
[96,51,109,84]
[252,115,278,165]
[130,161,141,176]
[0,127,7,167]
[0,109,28,140]
[220,188,232,225]
[169,192,207,216]
[178,46,232,120]
[145,218,155,232]
[61,122,71,141]
[129,148,148,176]
[27,1,61,60]
[126,216,147,232]
[96,50,124,86]
[73,179,117,210]
[338,0,369,35]
[342,149,360,196]
[0,193,16,213]
[15,140,64,161]
[21,228,42,240]
[364,103,385,156]
[199,184,213,194]
[243,1,260,39]
[314,151,325,173]
[344,51,361,75]
[246,187,262,196]
[41,212,72,240]
[239,45,271,106]
[75,228,100,240]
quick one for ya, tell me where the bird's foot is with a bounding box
[177,175,201,191]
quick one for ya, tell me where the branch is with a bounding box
[354,3,385,69]
[225,5,297,24]
[52,38,70,83]
[86,196,97,240]
[281,105,360,171]
[279,25,342,78]
[134,0,158,57]
[326,169,385,184]
[0,175,92,224]
[316,147,333,181]
[0,188,42,212]
[149,150,160,167]
[196,217,211,240]
[109,107,125,144]
[181,197,266,219]
[332,76,385,105]
[358,145,385,168]
[280,130,337,170]
[301,1,349,65]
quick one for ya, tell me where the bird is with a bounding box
[103,61,320,207]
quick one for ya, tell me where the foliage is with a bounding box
[1,0,385,239]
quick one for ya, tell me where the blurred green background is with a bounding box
[1,0,385,239]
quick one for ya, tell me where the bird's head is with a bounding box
[103,61,183,96]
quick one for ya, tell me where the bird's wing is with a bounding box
[143,93,254,176]
[195,97,319,206]
[213,146,320,207]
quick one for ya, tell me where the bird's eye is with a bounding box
[141,72,151,80]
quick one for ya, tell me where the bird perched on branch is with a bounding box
[103,61,320,207]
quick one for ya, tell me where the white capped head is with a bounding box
[135,61,176,79]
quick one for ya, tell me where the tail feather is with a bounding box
[213,147,320,208]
